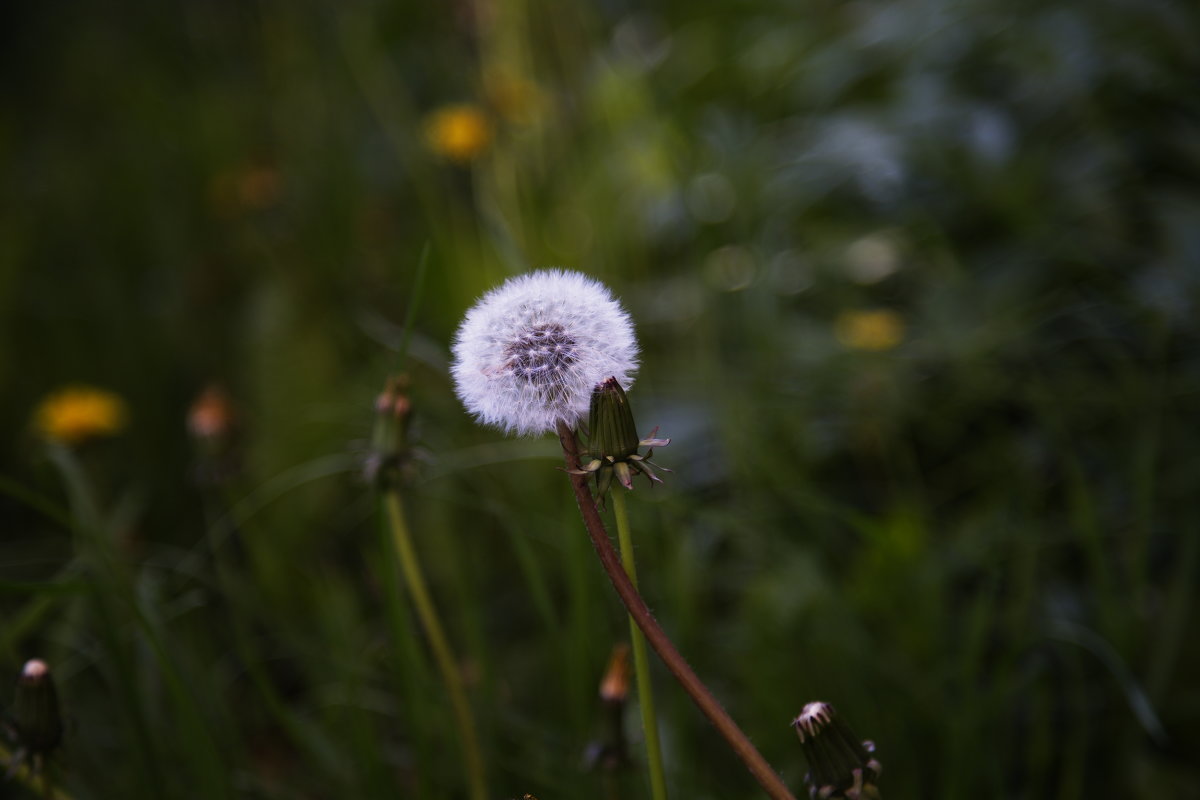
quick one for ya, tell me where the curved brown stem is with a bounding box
[556,421,797,800]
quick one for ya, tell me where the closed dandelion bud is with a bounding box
[13,659,63,756]
[590,378,641,463]
[366,375,413,487]
[570,377,670,495]
[792,702,882,800]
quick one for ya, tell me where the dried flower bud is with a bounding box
[187,384,243,486]
[792,702,882,799]
[12,659,63,757]
[584,643,632,772]
[569,378,669,496]
[598,643,631,704]
[366,376,415,487]
[187,385,236,443]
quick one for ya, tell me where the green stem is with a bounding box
[557,422,796,800]
[0,742,74,799]
[382,490,487,800]
[611,489,670,800]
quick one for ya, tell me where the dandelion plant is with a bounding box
[372,378,487,800]
[451,269,796,800]
[2,659,71,800]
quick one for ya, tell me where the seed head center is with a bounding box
[505,322,578,385]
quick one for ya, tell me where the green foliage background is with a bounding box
[2,0,1198,797]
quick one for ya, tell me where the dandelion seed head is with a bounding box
[452,270,639,436]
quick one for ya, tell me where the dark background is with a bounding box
[2,0,1198,797]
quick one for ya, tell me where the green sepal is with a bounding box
[588,377,640,461]
[576,377,671,499]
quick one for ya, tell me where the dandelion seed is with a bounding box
[33,385,127,445]
[451,270,638,436]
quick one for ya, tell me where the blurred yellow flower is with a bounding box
[34,385,128,444]
[484,70,546,126]
[835,309,905,352]
[424,104,492,163]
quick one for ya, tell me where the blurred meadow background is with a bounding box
[3,0,1200,797]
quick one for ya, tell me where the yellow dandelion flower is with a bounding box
[835,309,905,352]
[424,104,492,163]
[34,385,128,445]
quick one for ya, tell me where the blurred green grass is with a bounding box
[2,0,1199,797]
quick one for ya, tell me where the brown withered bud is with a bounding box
[366,375,415,488]
[188,384,243,485]
[188,385,236,443]
[599,643,631,705]
[584,643,633,772]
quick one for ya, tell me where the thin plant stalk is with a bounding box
[382,489,487,800]
[0,742,73,800]
[557,421,797,800]
[611,488,670,800]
